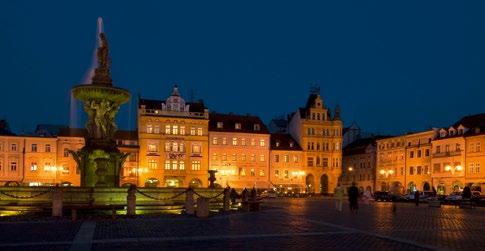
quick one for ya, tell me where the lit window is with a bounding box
[259,169,265,176]
[222,137,227,145]
[164,160,170,170]
[179,161,185,170]
[165,142,171,151]
[197,128,203,136]
[235,123,241,129]
[173,125,179,135]
[172,142,178,152]
[154,125,160,134]
[148,143,157,152]
[212,137,218,145]
[232,154,237,161]
[191,160,201,170]
[250,168,255,176]
[44,162,51,171]
[45,144,51,153]
[190,127,196,135]
[250,154,256,162]
[149,159,158,169]
[284,155,289,163]
[241,154,246,161]
[232,137,238,146]
[165,125,171,134]
[147,124,153,133]
[217,122,223,128]
[172,161,177,170]
[260,155,265,161]
[274,155,279,162]
[240,168,246,176]
[254,124,260,131]
[192,144,201,154]
[31,162,37,171]
[275,170,279,177]
[222,154,227,160]
[179,143,185,152]
[179,126,185,135]
[259,139,265,147]
[212,153,217,160]
[241,138,246,146]
[64,148,70,157]
[251,138,256,146]
[284,170,289,178]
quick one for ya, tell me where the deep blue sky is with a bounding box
[1,0,484,135]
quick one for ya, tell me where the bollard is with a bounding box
[185,188,195,215]
[196,197,209,218]
[223,188,231,212]
[52,187,63,217]
[127,185,136,216]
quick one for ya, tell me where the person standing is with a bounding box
[334,183,344,212]
[414,190,420,207]
[348,182,359,213]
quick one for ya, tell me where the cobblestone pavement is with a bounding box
[0,198,484,250]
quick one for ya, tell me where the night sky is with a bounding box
[1,1,484,135]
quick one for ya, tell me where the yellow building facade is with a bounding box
[269,133,304,193]
[288,92,343,194]
[376,136,406,193]
[404,130,434,193]
[342,137,380,194]
[138,86,209,188]
[208,113,270,189]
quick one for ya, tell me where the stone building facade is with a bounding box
[137,86,209,188]
[288,91,343,194]
[208,113,270,189]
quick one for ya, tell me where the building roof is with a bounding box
[270,133,302,151]
[58,128,138,140]
[34,124,66,137]
[209,113,269,134]
[138,98,207,113]
[453,113,485,129]
[343,136,390,155]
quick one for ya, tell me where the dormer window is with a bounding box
[254,124,260,131]
[275,141,280,147]
[235,123,241,130]
[440,129,447,137]
[458,129,463,135]
[289,142,294,147]
[217,122,223,129]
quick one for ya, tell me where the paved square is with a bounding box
[0,198,483,250]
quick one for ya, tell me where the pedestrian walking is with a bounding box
[363,190,372,205]
[348,182,359,213]
[334,183,344,212]
[414,190,420,207]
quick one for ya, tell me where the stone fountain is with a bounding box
[70,23,131,187]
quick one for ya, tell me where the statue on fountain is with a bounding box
[70,21,131,187]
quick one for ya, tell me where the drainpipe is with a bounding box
[21,138,26,185]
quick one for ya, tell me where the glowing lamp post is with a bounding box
[379,169,394,178]
[445,164,462,175]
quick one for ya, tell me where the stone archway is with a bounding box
[320,174,329,195]
[390,181,403,195]
[381,182,387,192]
[423,182,431,192]
[366,186,372,193]
[306,174,315,194]
[189,178,203,188]
[407,182,416,193]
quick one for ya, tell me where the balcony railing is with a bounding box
[432,150,462,158]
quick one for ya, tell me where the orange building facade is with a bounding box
[208,113,270,189]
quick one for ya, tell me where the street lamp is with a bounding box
[444,164,462,175]
[379,169,394,178]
